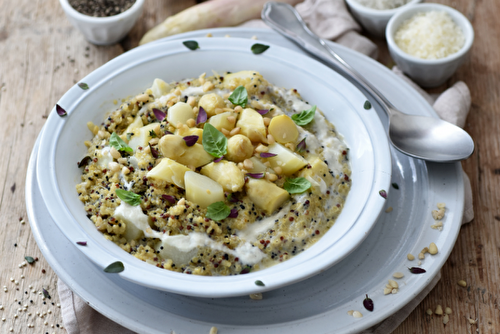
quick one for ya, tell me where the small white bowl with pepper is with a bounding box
[60,0,144,45]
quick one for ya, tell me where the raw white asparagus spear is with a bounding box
[139,0,302,45]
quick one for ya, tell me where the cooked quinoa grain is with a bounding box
[76,71,351,276]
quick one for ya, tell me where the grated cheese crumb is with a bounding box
[394,11,465,59]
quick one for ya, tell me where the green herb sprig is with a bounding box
[228,86,248,108]
[116,189,141,206]
[110,132,133,153]
[206,201,231,221]
[291,105,316,126]
[202,124,227,158]
[283,177,311,194]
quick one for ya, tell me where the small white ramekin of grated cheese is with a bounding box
[386,3,474,87]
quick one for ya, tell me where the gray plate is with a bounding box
[26,28,463,334]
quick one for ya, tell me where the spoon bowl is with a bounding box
[262,2,474,162]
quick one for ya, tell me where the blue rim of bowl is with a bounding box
[59,0,144,23]
[386,3,475,65]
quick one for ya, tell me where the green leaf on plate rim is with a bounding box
[78,82,89,90]
[25,256,35,264]
[183,40,199,50]
[392,183,399,190]
[255,280,265,286]
[364,100,372,110]
[251,43,270,54]
[104,261,125,273]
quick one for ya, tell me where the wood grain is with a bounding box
[0,0,497,333]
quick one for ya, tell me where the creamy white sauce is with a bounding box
[237,203,291,242]
[114,202,265,265]
[119,173,134,191]
[97,146,113,168]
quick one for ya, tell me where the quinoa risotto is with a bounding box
[76,71,351,276]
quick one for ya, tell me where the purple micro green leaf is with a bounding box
[363,294,374,312]
[78,156,92,168]
[379,190,387,199]
[197,106,207,124]
[150,144,159,158]
[56,104,67,117]
[408,267,426,274]
[78,82,89,90]
[153,108,166,121]
[183,135,199,147]
[162,195,176,205]
[42,288,51,299]
[240,266,251,274]
[296,138,306,153]
[76,241,87,246]
[256,109,269,115]
[228,207,238,218]
[260,152,277,158]
[246,173,264,179]
[214,156,223,163]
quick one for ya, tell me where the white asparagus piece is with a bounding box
[139,0,302,45]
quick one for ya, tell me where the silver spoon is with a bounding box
[261,2,474,163]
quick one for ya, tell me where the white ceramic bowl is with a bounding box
[36,37,391,297]
[386,3,474,87]
[345,0,421,37]
[59,0,144,45]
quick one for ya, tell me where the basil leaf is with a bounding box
[251,43,270,54]
[206,201,231,221]
[104,261,124,273]
[25,256,35,264]
[78,82,89,90]
[291,105,316,126]
[364,100,372,110]
[283,177,311,194]
[110,132,133,153]
[202,123,227,158]
[228,86,248,108]
[183,40,199,50]
[116,189,141,206]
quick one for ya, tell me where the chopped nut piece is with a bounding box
[383,287,392,295]
[392,272,404,279]
[347,310,354,316]
[203,81,215,92]
[385,206,393,213]
[352,311,363,318]
[391,288,398,294]
[388,279,399,289]
[468,318,477,325]
[429,242,438,255]
[443,314,449,324]
[445,307,452,314]
[431,221,443,230]
[421,247,429,254]
[407,253,415,261]
[209,326,218,334]
[426,308,433,315]
[418,252,425,260]
[136,93,149,103]
[435,305,443,315]
[432,208,445,220]
[186,118,196,128]
[437,202,446,209]
[249,293,262,300]
[458,280,467,287]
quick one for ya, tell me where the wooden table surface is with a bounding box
[0,0,498,333]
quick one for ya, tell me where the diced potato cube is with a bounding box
[268,115,299,144]
[155,236,198,264]
[298,157,329,194]
[167,102,195,127]
[226,134,253,162]
[247,157,274,174]
[266,143,308,175]
[200,161,245,192]
[128,123,157,152]
[147,158,191,189]
[158,134,212,167]
[245,178,289,214]
[209,111,236,132]
[185,171,224,208]
[236,108,266,143]
[198,93,225,117]
[175,127,203,143]
[150,78,171,99]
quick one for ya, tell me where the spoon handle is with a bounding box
[261,2,396,115]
